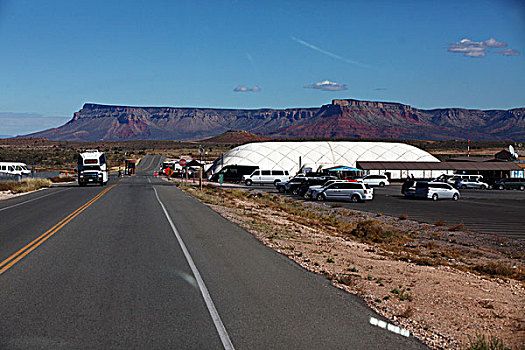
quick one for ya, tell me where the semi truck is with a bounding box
[78,150,108,186]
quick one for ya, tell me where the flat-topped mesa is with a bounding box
[25,99,524,141]
[332,99,413,111]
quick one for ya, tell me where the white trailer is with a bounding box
[77,150,108,186]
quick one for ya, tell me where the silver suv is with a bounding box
[313,182,373,203]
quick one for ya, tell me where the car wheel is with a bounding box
[379,182,385,187]
[292,188,299,195]
[452,193,459,201]
[461,185,467,189]
[519,185,525,191]
[304,193,310,199]
[498,185,504,190]
[350,194,359,203]
[481,185,487,190]
[316,193,325,201]
[278,186,285,193]
[274,179,280,186]
[245,179,252,186]
[432,193,438,201]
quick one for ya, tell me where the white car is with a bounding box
[455,179,489,189]
[414,182,460,201]
[356,174,390,187]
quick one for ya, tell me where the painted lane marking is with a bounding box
[0,184,117,276]
[0,188,71,213]
[152,186,235,350]
[369,317,410,337]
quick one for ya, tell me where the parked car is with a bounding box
[296,177,336,197]
[413,181,460,201]
[0,162,32,176]
[243,169,290,186]
[493,178,525,191]
[401,180,418,197]
[276,176,308,193]
[455,178,489,189]
[303,179,350,199]
[209,165,259,183]
[450,174,483,185]
[356,174,390,187]
[434,174,483,185]
[312,182,373,203]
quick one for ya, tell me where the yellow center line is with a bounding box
[0,184,117,276]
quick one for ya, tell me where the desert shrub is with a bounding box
[434,220,446,226]
[350,219,385,243]
[49,176,76,183]
[2,178,52,194]
[473,262,524,281]
[448,222,465,231]
[465,334,508,350]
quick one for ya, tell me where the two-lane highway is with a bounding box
[0,155,425,349]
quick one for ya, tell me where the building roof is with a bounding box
[209,141,438,174]
[357,161,522,171]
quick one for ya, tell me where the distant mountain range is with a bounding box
[23,99,524,141]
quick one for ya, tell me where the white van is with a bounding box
[243,169,290,186]
[0,162,32,176]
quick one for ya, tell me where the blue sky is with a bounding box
[1,0,524,136]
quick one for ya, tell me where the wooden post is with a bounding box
[199,166,203,191]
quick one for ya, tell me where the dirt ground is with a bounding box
[181,183,524,350]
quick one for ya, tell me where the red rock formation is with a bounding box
[23,99,524,141]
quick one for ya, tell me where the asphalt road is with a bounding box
[231,183,525,240]
[0,155,425,349]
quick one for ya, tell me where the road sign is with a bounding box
[218,174,224,184]
[164,167,174,177]
[179,159,187,167]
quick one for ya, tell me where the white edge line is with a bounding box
[0,188,71,213]
[152,185,235,350]
[369,317,410,337]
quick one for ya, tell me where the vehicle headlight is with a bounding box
[98,174,102,177]
[79,175,84,178]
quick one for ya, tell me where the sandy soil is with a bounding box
[181,184,524,350]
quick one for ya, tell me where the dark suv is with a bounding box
[493,178,525,191]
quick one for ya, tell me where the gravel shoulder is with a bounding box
[180,182,525,350]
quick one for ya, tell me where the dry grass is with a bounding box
[0,178,52,193]
[49,176,76,183]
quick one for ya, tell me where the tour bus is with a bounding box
[78,150,109,186]
[0,162,32,176]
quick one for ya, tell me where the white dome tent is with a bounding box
[209,141,439,178]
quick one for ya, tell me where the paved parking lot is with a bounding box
[221,182,525,240]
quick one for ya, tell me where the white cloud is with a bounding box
[496,49,520,56]
[304,80,347,91]
[233,85,261,92]
[447,38,519,58]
